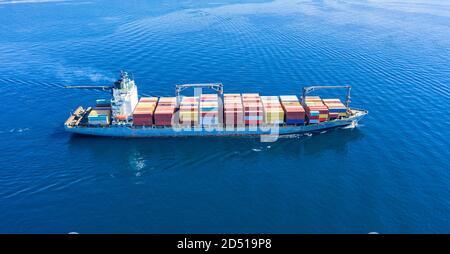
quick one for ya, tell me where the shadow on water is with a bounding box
[66,127,365,170]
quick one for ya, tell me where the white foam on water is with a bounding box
[9,128,31,133]
[252,148,262,152]
[342,121,359,129]
[279,134,301,139]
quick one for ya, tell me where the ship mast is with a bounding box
[301,85,351,108]
[175,83,224,107]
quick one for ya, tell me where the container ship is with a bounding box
[64,71,368,137]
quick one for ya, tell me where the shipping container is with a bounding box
[199,94,219,126]
[158,97,177,107]
[279,95,305,125]
[96,99,111,107]
[179,97,199,125]
[242,93,259,97]
[133,102,155,126]
[140,97,159,103]
[261,95,284,124]
[224,94,244,126]
[279,95,299,102]
[154,103,176,126]
[304,96,329,123]
[88,109,111,125]
[322,98,347,119]
[241,94,263,125]
[94,106,112,111]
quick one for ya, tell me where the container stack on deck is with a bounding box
[223,94,243,127]
[304,96,329,124]
[200,94,219,126]
[242,93,263,125]
[88,109,110,125]
[132,97,158,126]
[279,95,305,125]
[95,99,111,111]
[154,97,176,126]
[261,96,284,124]
[179,96,199,126]
[322,99,347,120]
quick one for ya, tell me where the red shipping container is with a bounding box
[223,106,243,110]
[224,110,243,114]
[285,112,305,119]
[282,105,305,112]
[154,122,172,126]
[243,104,263,110]
[133,117,153,126]
[155,105,175,112]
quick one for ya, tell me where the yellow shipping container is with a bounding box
[89,109,110,117]
[264,111,284,121]
[136,104,156,109]
[179,111,199,116]
[265,119,284,124]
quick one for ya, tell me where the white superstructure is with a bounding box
[111,71,139,122]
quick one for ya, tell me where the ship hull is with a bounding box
[65,109,367,137]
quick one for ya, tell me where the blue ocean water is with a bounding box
[0,0,449,233]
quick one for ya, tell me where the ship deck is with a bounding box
[64,108,367,137]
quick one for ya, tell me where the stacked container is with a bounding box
[95,99,111,111]
[261,96,284,124]
[223,94,243,127]
[322,99,347,120]
[279,95,305,125]
[179,96,199,126]
[154,97,176,126]
[88,109,110,125]
[304,96,329,124]
[96,99,111,107]
[242,93,263,125]
[132,97,158,126]
[200,94,219,126]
